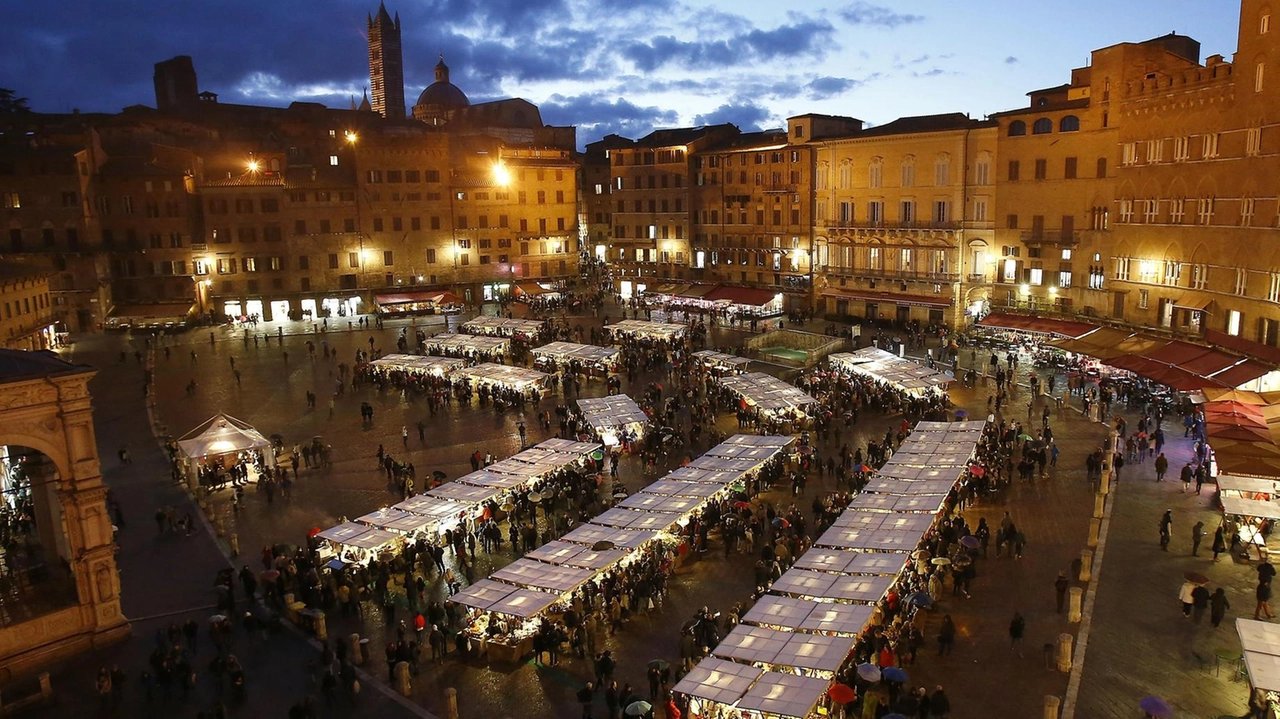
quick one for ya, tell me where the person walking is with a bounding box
[401,425,409,447]
[1210,588,1231,628]
[1255,580,1275,620]
[1212,525,1228,562]
[577,682,596,719]
[937,614,956,656]
[1191,521,1205,557]
[1054,572,1069,613]
[1154,452,1168,481]
[1191,583,1211,622]
[1008,612,1025,656]
[1159,510,1172,551]
[1179,580,1196,617]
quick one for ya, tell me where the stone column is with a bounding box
[1079,549,1093,582]
[1044,695,1061,719]
[1056,633,1073,673]
[1068,587,1084,623]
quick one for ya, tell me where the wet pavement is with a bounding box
[20,301,1268,719]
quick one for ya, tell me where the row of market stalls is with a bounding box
[719,373,818,425]
[642,284,785,318]
[976,313,1280,392]
[448,435,795,660]
[312,439,602,566]
[692,350,751,377]
[673,420,987,719]
[576,394,650,447]
[459,316,546,338]
[829,347,953,396]
[606,319,688,342]
[532,341,621,374]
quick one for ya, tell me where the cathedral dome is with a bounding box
[415,57,469,110]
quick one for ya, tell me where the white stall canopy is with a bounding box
[178,413,273,458]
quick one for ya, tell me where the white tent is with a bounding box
[672,657,762,706]
[177,413,273,459]
[607,319,687,341]
[735,671,830,719]
[454,362,549,389]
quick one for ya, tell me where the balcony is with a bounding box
[823,219,962,231]
[824,267,960,283]
[967,272,989,284]
[1020,229,1079,245]
[761,183,798,194]
[190,242,208,251]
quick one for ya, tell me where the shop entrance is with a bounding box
[222,301,243,318]
[245,299,264,321]
[300,299,317,320]
[269,300,291,322]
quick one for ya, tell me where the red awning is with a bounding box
[977,313,1097,339]
[1205,329,1280,367]
[703,286,780,306]
[825,289,952,309]
[1211,359,1276,388]
[1178,350,1243,378]
[1141,341,1219,367]
[374,290,457,306]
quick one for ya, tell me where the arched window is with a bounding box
[1262,11,1272,34]
[1032,118,1053,134]
[1008,121,1026,137]
[934,153,950,186]
[900,156,915,188]
[868,158,882,189]
[1059,115,1080,132]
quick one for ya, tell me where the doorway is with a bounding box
[269,300,291,322]
[300,299,317,320]
[245,299,264,321]
[222,301,243,318]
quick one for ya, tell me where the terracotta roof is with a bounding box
[856,113,995,138]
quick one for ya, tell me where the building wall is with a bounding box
[0,273,56,349]
[609,144,694,291]
[690,139,814,309]
[811,126,997,326]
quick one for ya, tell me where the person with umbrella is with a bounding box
[937,614,956,656]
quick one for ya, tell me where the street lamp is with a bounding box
[492,161,511,187]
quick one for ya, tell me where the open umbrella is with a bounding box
[855,663,881,682]
[881,666,909,683]
[1184,571,1210,585]
[500,502,515,512]
[260,569,280,582]
[1018,433,1035,442]
[624,700,653,717]
[967,464,986,477]
[953,409,968,418]
[959,535,981,549]
[527,492,543,503]
[773,517,790,529]
[592,540,616,551]
[433,470,447,481]
[732,501,751,509]
[1138,696,1173,718]
[828,683,856,704]
[905,593,933,608]
[931,557,951,566]
[308,527,322,538]
[647,659,670,671]
[613,490,629,499]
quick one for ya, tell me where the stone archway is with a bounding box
[0,350,128,679]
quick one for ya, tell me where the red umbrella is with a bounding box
[968,465,986,477]
[308,527,322,538]
[732,501,751,509]
[828,683,856,704]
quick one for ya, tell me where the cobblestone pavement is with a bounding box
[24,304,1269,719]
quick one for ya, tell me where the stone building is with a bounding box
[367,2,406,120]
[0,349,127,677]
[0,266,58,350]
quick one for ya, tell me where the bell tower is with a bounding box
[367,3,405,118]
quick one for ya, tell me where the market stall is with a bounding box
[424,333,510,360]
[454,363,549,396]
[1237,618,1280,715]
[1219,474,1280,502]
[829,347,952,396]
[692,349,751,376]
[368,353,465,377]
[1222,496,1280,560]
[606,319,687,342]
[176,413,277,491]
[373,290,463,316]
[576,394,649,447]
[532,342,620,374]
[718,372,818,427]
[314,522,399,565]
[459,316,546,338]
[712,623,855,677]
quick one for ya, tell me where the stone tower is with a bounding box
[367,3,405,118]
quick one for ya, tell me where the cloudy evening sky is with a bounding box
[4,0,1239,144]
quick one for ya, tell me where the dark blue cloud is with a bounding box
[837,1,925,28]
[1005,56,1020,64]
[805,76,860,100]
[622,16,835,72]
[539,93,680,141]
[693,100,773,131]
